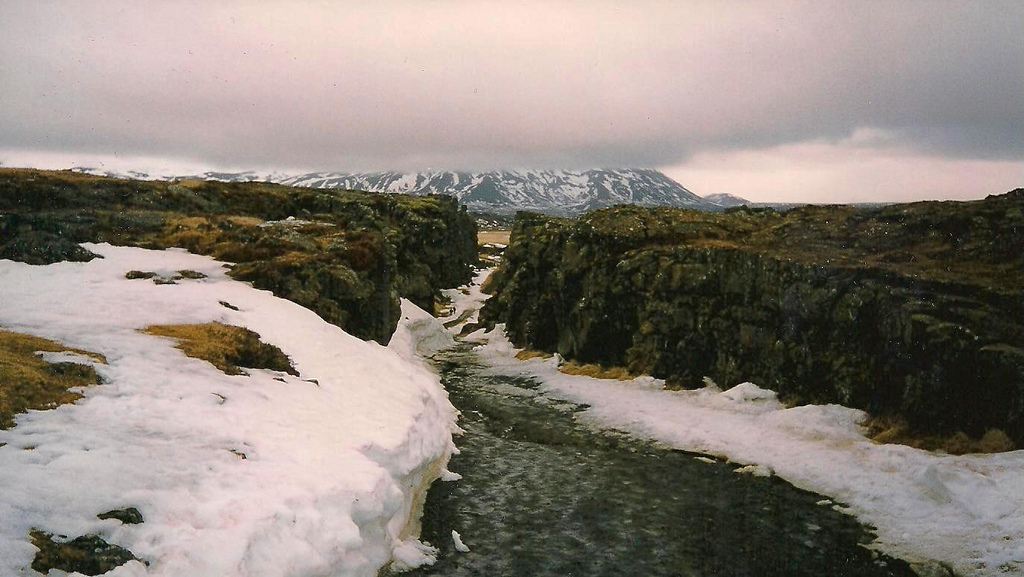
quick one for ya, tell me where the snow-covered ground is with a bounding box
[443,268,1024,577]
[0,244,459,576]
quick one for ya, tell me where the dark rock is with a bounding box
[97,507,144,525]
[0,230,100,265]
[31,531,141,575]
[174,269,207,280]
[124,270,157,280]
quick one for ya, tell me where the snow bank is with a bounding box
[0,244,459,576]
[446,269,1024,577]
[388,299,456,363]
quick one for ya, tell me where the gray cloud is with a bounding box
[1,1,1021,175]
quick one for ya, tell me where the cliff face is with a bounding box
[0,169,478,343]
[482,191,1024,441]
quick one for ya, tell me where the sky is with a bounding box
[0,1,1021,203]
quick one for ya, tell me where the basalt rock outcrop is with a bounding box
[482,190,1024,442]
[0,169,477,343]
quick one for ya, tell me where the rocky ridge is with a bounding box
[481,190,1024,444]
[0,168,478,343]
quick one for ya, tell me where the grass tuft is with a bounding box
[515,349,553,361]
[0,330,105,430]
[142,322,297,376]
[559,361,635,380]
[866,415,1015,454]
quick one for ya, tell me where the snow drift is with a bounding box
[0,244,459,576]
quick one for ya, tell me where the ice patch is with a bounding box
[388,299,456,362]
[391,539,439,571]
[720,382,778,403]
[735,464,774,477]
[452,530,470,553]
[440,468,463,482]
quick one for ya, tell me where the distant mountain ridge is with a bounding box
[703,193,751,208]
[70,166,721,214]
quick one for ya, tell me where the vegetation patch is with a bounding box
[477,230,511,246]
[559,361,636,381]
[0,231,100,265]
[866,415,1015,455]
[515,349,554,361]
[30,531,141,576]
[0,329,105,429]
[142,322,297,376]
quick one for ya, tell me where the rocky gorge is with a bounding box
[481,189,1024,446]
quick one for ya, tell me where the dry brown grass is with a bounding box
[477,231,511,246]
[142,322,297,376]
[0,329,106,429]
[225,215,264,227]
[558,361,635,380]
[866,415,1015,454]
[515,349,554,361]
[479,271,501,295]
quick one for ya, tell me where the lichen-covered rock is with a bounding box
[482,190,1024,442]
[0,169,478,343]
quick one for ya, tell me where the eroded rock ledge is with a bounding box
[482,189,1024,444]
[0,168,478,342]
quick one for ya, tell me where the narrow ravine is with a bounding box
[406,342,915,577]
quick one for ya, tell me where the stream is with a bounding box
[405,342,915,577]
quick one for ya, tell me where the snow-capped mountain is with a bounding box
[274,169,712,214]
[703,193,751,208]
[70,167,715,214]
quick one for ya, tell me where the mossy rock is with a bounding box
[31,531,141,575]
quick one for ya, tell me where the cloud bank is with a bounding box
[1,1,1021,201]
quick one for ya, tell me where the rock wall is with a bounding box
[482,191,1024,441]
[0,169,478,343]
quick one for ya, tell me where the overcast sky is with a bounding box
[1,1,1021,202]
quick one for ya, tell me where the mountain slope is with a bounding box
[274,169,711,214]
[70,167,715,214]
[703,193,751,208]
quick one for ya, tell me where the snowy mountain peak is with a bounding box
[277,168,712,215]
[69,166,716,214]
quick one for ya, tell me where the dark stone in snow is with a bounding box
[97,507,145,525]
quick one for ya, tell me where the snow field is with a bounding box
[0,244,460,576]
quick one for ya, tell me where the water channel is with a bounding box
[406,342,914,577]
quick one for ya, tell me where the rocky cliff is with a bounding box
[482,191,1024,443]
[0,169,478,343]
